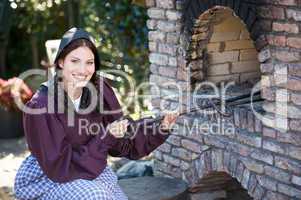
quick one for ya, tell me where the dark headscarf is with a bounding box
[45,27,123,120]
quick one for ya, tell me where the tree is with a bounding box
[7,0,150,115]
[80,0,150,114]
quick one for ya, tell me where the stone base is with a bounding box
[118,176,189,200]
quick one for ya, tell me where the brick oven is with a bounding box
[146,0,301,199]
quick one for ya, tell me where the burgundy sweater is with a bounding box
[22,80,170,183]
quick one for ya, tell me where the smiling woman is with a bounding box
[13,27,177,200]
[57,41,95,101]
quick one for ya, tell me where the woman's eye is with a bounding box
[71,60,79,63]
[87,62,94,65]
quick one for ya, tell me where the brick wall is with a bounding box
[146,0,301,199]
[206,8,260,84]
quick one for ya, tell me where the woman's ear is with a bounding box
[58,59,64,69]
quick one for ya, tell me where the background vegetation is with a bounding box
[1,0,151,116]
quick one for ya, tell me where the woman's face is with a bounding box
[58,46,95,90]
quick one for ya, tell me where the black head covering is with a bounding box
[54,27,97,64]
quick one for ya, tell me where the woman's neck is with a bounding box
[62,81,83,101]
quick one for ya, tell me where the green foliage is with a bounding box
[80,0,149,83]
[80,0,150,113]
[7,0,150,113]
[7,0,66,77]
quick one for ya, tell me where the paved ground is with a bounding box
[0,136,29,199]
[0,136,132,200]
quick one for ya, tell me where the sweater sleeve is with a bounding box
[23,110,107,183]
[106,116,170,160]
[100,76,171,160]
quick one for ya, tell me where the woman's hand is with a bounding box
[160,111,180,132]
[107,119,129,138]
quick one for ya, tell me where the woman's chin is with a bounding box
[69,80,87,88]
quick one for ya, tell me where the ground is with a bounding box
[0,137,28,199]
[0,136,130,200]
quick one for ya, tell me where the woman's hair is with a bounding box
[53,38,102,113]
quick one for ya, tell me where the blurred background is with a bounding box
[0,0,156,198]
[1,0,150,109]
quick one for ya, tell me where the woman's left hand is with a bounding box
[160,111,180,132]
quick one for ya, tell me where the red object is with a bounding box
[0,77,33,112]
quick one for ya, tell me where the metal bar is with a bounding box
[121,91,263,127]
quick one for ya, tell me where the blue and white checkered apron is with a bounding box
[14,154,128,200]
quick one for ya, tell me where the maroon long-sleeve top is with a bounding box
[22,78,170,183]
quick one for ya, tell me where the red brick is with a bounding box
[234,108,240,127]
[262,87,275,101]
[147,19,157,30]
[162,154,181,166]
[149,42,157,52]
[255,117,263,132]
[288,146,301,160]
[240,49,258,61]
[267,35,287,47]
[272,22,299,34]
[275,156,301,175]
[151,98,161,107]
[263,127,277,138]
[251,151,273,166]
[292,175,301,186]
[259,6,285,19]
[156,0,175,9]
[224,40,255,51]
[150,64,159,74]
[260,63,274,74]
[256,175,277,191]
[271,7,285,19]
[147,8,165,19]
[278,183,301,198]
[287,9,301,22]
[291,93,301,105]
[231,61,260,73]
[158,43,177,56]
[286,77,301,91]
[274,0,297,5]
[209,51,239,64]
[275,50,301,62]
[277,131,301,146]
[287,37,301,49]
[264,166,291,184]
[289,119,301,131]
[158,66,177,77]
[261,75,273,88]
[241,159,264,174]
[263,140,286,154]
[158,143,171,153]
[181,139,201,153]
[167,135,181,146]
[145,0,155,7]
[171,147,192,161]
[208,63,230,75]
[247,111,255,132]
[177,67,189,81]
[265,191,290,200]
[288,64,301,77]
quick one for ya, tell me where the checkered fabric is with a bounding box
[14,154,128,200]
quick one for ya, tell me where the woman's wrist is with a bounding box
[159,121,172,133]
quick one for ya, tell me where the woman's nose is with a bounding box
[78,63,88,73]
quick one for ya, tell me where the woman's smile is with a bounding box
[72,74,88,81]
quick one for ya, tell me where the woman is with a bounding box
[14,27,179,200]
